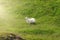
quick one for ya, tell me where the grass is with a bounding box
[0,0,60,40]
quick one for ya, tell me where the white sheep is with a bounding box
[25,17,36,24]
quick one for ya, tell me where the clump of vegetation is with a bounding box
[0,33,25,40]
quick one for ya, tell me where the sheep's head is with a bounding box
[25,17,28,20]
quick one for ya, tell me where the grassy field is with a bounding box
[0,0,60,40]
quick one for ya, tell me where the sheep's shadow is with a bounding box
[27,23,37,25]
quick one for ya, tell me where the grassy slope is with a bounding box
[0,0,60,40]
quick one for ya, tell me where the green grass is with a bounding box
[0,0,60,40]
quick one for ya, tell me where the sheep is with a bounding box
[25,17,36,24]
